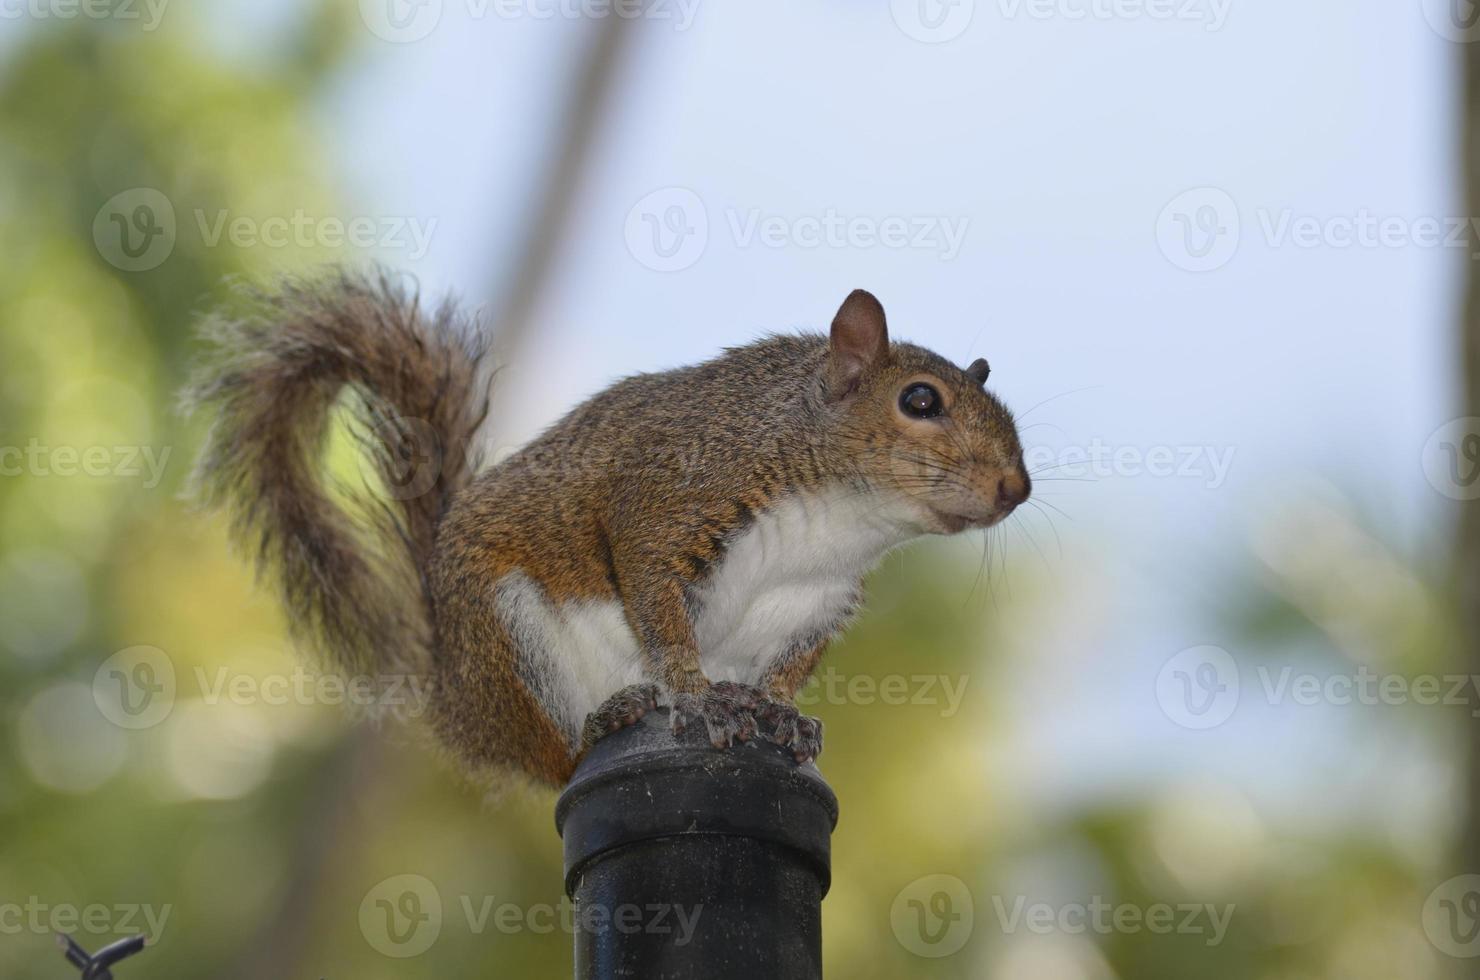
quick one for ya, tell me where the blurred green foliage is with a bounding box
[0,7,1466,980]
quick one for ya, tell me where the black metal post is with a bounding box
[555,709,838,980]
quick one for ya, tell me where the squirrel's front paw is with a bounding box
[581,683,660,749]
[670,687,759,749]
[757,701,824,764]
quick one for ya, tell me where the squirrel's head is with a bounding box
[823,289,1030,534]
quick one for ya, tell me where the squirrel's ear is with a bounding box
[827,289,889,399]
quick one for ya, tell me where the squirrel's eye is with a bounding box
[900,383,943,419]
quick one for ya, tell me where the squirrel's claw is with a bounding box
[709,680,767,710]
[757,700,824,764]
[669,687,823,764]
[581,683,660,749]
[671,688,759,748]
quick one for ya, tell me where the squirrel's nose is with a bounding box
[995,467,1031,511]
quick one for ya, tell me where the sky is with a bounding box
[4,0,1467,834]
[306,0,1458,523]
[315,0,1465,841]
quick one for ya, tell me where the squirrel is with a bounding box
[185,270,1030,788]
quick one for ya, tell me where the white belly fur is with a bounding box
[495,487,925,742]
[692,487,924,682]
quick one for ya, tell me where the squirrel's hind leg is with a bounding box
[579,683,660,749]
[430,592,580,788]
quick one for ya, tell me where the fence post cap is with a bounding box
[555,708,839,898]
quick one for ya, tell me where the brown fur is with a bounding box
[187,276,1028,788]
[183,269,487,684]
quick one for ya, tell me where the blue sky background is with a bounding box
[306,0,1455,512]
[313,0,1461,851]
[4,0,1463,850]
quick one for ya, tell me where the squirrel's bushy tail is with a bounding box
[184,268,488,682]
